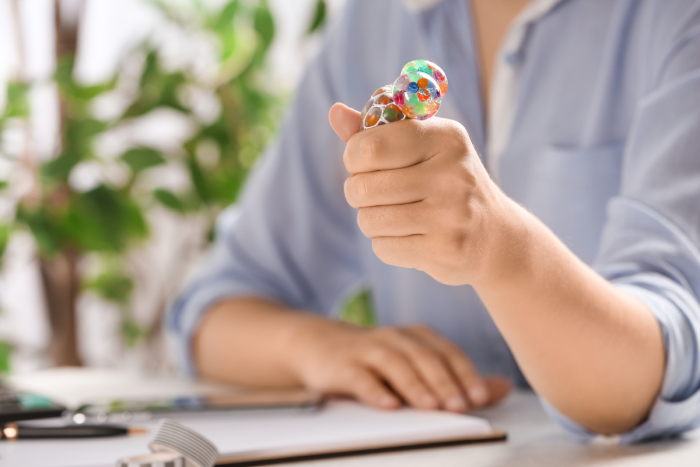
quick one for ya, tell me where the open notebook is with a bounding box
[3,369,506,467]
[179,400,506,465]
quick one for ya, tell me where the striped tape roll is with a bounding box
[116,452,184,467]
[148,419,219,467]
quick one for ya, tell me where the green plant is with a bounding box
[307,0,328,35]
[340,289,376,327]
[0,0,281,366]
[0,341,11,375]
[0,82,29,373]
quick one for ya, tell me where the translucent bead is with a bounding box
[402,60,448,97]
[359,85,405,130]
[365,107,381,127]
[392,70,441,121]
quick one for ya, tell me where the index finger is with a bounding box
[343,117,455,175]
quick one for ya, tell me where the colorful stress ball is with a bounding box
[360,60,448,131]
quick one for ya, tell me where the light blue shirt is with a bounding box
[166,0,700,443]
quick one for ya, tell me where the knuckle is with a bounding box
[448,120,471,150]
[412,343,441,362]
[408,323,433,335]
[360,134,384,163]
[349,175,372,206]
[370,346,400,367]
[375,326,402,341]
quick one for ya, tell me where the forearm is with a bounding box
[475,199,665,434]
[193,297,327,387]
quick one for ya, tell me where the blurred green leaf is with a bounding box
[121,147,166,173]
[4,82,30,119]
[0,181,8,191]
[61,185,148,252]
[54,56,76,93]
[72,81,117,101]
[43,118,108,182]
[16,204,62,256]
[121,317,147,348]
[42,155,80,183]
[153,188,185,213]
[55,56,116,103]
[218,28,239,62]
[307,0,327,35]
[0,340,11,374]
[254,1,275,50]
[212,0,239,31]
[210,0,241,61]
[0,224,10,264]
[123,51,188,118]
[85,269,134,305]
[340,289,376,327]
[187,156,211,203]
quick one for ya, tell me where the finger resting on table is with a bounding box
[404,325,491,408]
[333,364,402,410]
[361,345,439,410]
[483,376,513,406]
[387,331,469,413]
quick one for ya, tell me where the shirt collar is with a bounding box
[496,0,568,62]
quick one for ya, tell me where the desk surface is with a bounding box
[5,369,700,467]
[290,392,700,467]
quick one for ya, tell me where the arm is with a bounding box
[332,103,666,435]
[475,200,664,434]
[194,297,309,388]
[194,295,512,412]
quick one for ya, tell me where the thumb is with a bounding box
[329,103,362,143]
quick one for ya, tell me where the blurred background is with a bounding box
[0,0,354,376]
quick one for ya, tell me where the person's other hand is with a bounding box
[329,103,517,287]
[290,319,511,413]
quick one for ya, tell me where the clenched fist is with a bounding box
[329,103,517,287]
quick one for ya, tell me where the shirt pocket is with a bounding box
[526,143,625,264]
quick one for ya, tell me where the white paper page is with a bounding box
[0,401,493,467]
[191,400,493,461]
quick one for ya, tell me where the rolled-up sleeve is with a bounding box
[164,12,369,376]
[547,6,700,442]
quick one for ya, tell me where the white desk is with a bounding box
[5,369,700,467]
[294,393,700,467]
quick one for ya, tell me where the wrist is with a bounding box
[472,193,537,290]
[283,313,347,384]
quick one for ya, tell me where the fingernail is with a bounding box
[446,396,466,413]
[420,393,438,409]
[469,385,489,406]
[379,395,398,408]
